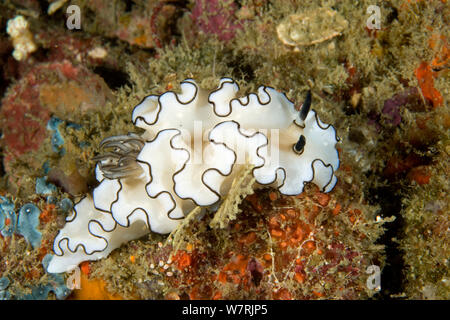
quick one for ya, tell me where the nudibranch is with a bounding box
[46,78,339,273]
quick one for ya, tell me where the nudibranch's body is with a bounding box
[47,78,339,273]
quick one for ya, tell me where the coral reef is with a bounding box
[0,0,448,300]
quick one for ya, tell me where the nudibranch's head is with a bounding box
[251,89,340,195]
[293,90,311,154]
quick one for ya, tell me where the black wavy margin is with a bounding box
[134,127,190,220]
[94,155,183,228]
[53,79,341,258]
[92,177,122,215]
[254,157,339,196]
[132,79,199,127]
[93,129,187,226]
[135,121,267,208]
[53,195,118,257]
[315,111,341,143]
[133,77,297,127]
[136,159,184,222]
[131,77,340,182]
[53,149,339,259]
[52,182,178,258]
[248,111,341,194]
[137,126,238,208]
[171,120,269,207]
[207,78,296,118]
[207,77,237,117]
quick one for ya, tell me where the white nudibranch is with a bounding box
[46,78,340,273]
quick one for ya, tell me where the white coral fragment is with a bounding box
[6,15,37,61]
[47,78,340,273]
[277,8,348,48]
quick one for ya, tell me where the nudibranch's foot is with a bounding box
[47,220,148,274]
[46,194,176,274]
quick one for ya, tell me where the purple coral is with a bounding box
[382,87,421,126]
[192,0,243,42]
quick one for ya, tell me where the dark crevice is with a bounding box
[0,69,8,104]
[36,0,49,14]
[248,258,263,287]
[228,58,255,83]
[124,0,135,12]
[31,47,52,62]
[0,147,4,177]
[343,105,360,116]
[368,184,406,299]
[167,1,190,39]
[36,0,72,30]
[234,0,243,9]
[386,5,399,24]
[92,66,130,90]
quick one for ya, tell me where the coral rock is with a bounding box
[277,8,348,48]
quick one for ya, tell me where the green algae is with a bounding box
[209,164,256,229]
[399,140,450,299]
